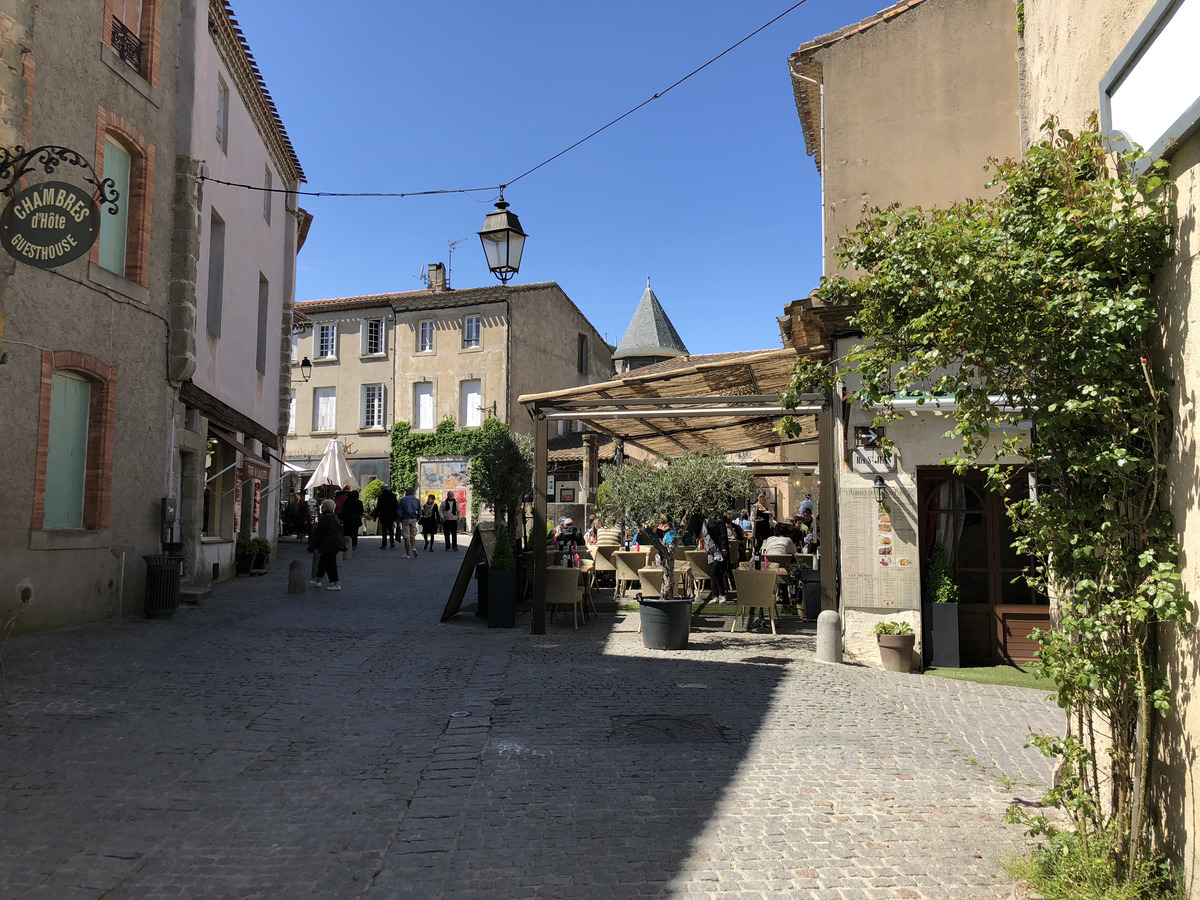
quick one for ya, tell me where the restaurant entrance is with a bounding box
[917,468,1049,665]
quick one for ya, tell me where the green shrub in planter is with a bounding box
[872,620,914,636]
[924,541,959,604]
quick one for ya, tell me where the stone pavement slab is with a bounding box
[0,536,1061,898]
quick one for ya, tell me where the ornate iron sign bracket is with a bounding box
[0,145,119,214]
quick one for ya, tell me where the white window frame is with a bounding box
[360,383,385,430]
[462,315,481,350]
[414,382,435,431]
[288,389,296,434]
[460,379,482,428]
[291,332,299,363]
[316,323,337,360]
[418,319,435,353]
[361,317,386,356]
[313,387,336,432]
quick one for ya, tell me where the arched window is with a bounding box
[33,352,118,534]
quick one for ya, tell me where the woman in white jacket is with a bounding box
[439,494,461,550]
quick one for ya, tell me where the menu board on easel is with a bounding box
[840,483,919,610]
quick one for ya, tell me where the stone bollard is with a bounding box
[288,559,307,595]
[816,609,843,664]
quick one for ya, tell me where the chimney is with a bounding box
[428,263,447,292]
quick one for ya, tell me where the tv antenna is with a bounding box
[447,237,468,289]
[414,264,429,287]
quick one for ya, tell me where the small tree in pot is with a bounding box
[487,524,518,628]
[596,449,755,601]
[922,541,960,667]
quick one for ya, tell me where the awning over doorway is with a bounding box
[209,426,271,480]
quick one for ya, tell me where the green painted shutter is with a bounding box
[44,372,91,529]
[98,139,130,275]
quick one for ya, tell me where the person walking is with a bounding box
[419,493,441,552]
[702,511,731,602]
[375,485,399,549]
[398,487,421,558]
[308,498,345,591]
[340,489,364,550]
[439,493,461,550]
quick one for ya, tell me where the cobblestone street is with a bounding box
[0,538,1061,899]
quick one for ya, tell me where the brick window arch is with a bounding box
[32,351,119,533]
[93,111,155,287]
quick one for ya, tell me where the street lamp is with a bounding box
[477,192,526,284]
[293,356,312,383]
[872,475,887,504]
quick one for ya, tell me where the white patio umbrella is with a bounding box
[308,439,358,490]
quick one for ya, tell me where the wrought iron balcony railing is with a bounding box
[110,16,143,74]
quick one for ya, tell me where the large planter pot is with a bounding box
[639,597,692,650]
[923,602,960,668]
[235,553,254,577]
[251,554,269,575]
[877,633,916,673]
[487,570,517,628]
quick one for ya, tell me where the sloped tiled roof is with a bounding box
[788,0,930,173]
[547,431,618,463]
[297,281,558,315]
[612,281,689,361]
[213,1,305,183]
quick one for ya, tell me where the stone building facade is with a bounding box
[287,276,612,487]
[0,0,182,631]
[0,0,305,630]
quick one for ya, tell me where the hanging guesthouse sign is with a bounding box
[0,145,117,269]
[0,181,98,268]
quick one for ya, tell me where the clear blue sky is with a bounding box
[230,1,887,354]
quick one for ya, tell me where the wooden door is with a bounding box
[918,469,1049,665]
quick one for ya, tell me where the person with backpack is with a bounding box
[439,493,461,550]
[419,493,442,553]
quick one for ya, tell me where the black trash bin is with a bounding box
[801,569,822,621]
[143,554,183,619]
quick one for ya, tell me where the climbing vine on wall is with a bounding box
[781,118,1187,890]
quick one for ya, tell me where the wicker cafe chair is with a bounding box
[545,566,586,629]
[613,550,648,598]
[685,550,713,595]
[729,567,780,635]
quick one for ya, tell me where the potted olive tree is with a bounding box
[873,620,916,673]
[922,540,960,667]
[597,449,754,649]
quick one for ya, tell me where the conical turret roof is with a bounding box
[612,279,689,361]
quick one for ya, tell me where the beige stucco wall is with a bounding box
[0,1,182,631]
[288,284,614,484]
[809,0,1022,273]
[1023,1,1200,890]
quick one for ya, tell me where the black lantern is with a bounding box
[872,475,887,504]
[294,356,312,383]
[477,194,527,284]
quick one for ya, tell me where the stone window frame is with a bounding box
[30,351,119,539]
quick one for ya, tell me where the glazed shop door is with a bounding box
[918,469,1049,665]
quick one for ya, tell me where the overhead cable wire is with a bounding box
[199,0,812,200]
[506,0,811,187]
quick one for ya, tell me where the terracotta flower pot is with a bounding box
[877,633,915,673]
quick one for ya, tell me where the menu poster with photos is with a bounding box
[841,485,920,609]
